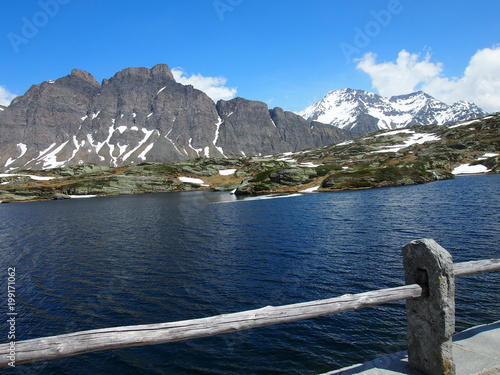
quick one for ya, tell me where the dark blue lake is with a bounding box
[1,174,499,374]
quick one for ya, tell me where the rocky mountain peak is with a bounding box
[0,66,352,172]
[106,64,175,85]
[151,64,175,81]
[107,67,152,83]
[216,97,268,115]
[70,69,100,87]
[270,106,286,118]
[300,89,487,135]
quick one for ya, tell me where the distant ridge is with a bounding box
[299,88,487,135]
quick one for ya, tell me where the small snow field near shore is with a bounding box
[452,164,490,175]
[0,173,56,181]
[178,176,209,186]
[452,153,498,175]
[218,169,236,176]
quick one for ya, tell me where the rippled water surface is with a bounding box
[0,175,499,374]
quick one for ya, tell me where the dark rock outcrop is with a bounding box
[269,167,317,185]
[0,65,352,172]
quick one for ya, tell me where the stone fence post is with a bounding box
[402,239,456,375]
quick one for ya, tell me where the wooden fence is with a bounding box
[1,239,499,374]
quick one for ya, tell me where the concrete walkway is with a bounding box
[322,321,500,375]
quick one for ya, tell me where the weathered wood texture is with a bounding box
[454,259,500,277]
[0,254,498,368]
[0,285,423,367]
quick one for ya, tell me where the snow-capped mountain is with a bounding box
[299,89,487,135]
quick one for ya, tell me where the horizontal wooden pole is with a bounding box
[2,258,498,367]
[454,259,500,277]
[0,284,423,367]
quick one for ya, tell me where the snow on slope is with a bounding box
[178,176,209,186]
[299,89,362,128]
[299,89,486,134]
[452,153,499,175]
[371,131,441,153]
[0,173,56,181]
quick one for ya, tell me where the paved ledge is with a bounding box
[322,320,500,375]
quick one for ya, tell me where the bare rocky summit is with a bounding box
[0,64,351,172]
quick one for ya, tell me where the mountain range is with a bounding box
[1,113,498,203]
[0,65,487,172]
[299,88,486,135]
[0,65,350,172]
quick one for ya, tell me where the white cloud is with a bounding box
[422,47,500,113]
[356,50,442,97]
[171,68,237,102]
[356,47,500,113]
[0,85,17,106]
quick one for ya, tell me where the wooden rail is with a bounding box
[1,239,499,373]
[2,285,424,366]
[453,258,500,276]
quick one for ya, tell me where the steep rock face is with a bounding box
[299,89,487,135]
[0,65,352,171]
[216,98,281,156]
[78,64,223,165]
[270,108,348,151]
[0,69,101,168]
[6,69,99,137]
[215,99,352,157]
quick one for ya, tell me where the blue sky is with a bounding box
[1,0,499,112]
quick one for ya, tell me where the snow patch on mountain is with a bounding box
[40,141,70,169]
[219,169,236,176]
[452,164,490,175]
[452,152,499,175]
[371,132,440,153]
[178,176,209,186]
[0,173,56,181]
[448,119,481,129]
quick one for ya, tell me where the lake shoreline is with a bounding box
[2,171,497,205]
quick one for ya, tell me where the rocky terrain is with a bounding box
[1,113,498,203]
[299,89,486,135]
[0,65,351,172]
